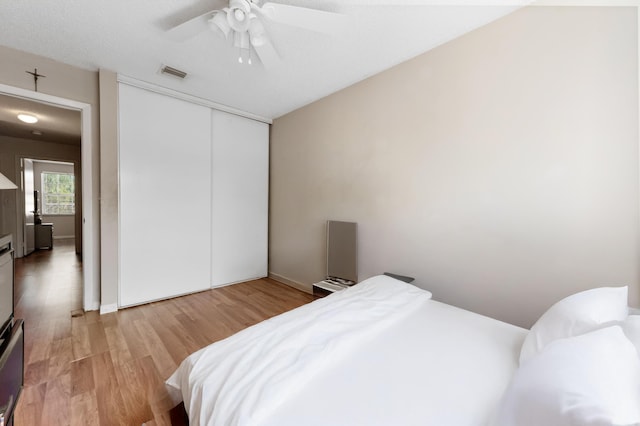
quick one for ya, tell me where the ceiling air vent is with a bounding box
[160,65,187,79]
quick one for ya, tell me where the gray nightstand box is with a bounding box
[312,279,354,298]
[35,223,53,250]
[313,220,358,299]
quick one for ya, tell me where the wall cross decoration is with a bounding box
[26,68,46,92]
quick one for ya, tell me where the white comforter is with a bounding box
[165,275,432,426]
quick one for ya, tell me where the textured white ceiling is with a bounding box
[0,1,528,120]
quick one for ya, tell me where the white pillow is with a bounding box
[493,326,640,426]
[519,286,628,365]
[623,315,640,357]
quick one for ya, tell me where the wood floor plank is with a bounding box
[14,381,47,425]
[134,319,177,378]
[104,324,134,366]
[70,390,100,426]
[134,354,182,424]
[137,355,171,406]
[92,351,129,425]
[148,316,193,366]
[47,336,73,380]
[71,315,92,361]
[170,314,210,354]
[114,357,155,425]
[52,317,72,340]
[87,320,110,355]
[120,314,150,360]
[41,374,72,426]
[26,323,53,364]
[13,239,315,425]
[24,358,49,386]
[70,355,95,397]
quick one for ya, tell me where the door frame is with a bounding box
[21,158,35,256]
[0,83,96,311]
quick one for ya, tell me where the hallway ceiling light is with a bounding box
[17,113,38,124]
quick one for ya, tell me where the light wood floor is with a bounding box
[13,240,314,425]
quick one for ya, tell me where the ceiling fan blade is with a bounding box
[260,3,347,35]
[252,38,280,70]
[167,10,216,42]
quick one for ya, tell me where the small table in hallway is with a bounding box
[34,223,53,250]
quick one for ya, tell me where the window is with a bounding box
[41,172,75,215]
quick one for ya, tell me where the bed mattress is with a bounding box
[263,299,527,426]
[167,276,527,425]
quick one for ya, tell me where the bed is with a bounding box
[166,275,640,426]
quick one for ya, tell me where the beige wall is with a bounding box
[0,44,101,309]
[270,6,639,328]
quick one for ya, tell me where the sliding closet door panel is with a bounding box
[119,84,212,307]
[211,110,268,287]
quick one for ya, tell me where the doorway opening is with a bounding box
[0,83,96,312]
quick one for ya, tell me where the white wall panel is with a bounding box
[211,110,268,286]
[119,84,212,307]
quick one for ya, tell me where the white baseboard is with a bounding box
[212,276,266,289]
[268,272,312,294]
[100,303,118,315]
[54,235,75,240]
[85,300,100,311]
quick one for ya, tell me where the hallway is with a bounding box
[13,238,85,425]
[14,238,82,329]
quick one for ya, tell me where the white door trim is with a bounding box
[0,83,98,311]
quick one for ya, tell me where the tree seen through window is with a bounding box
[42,172,75,215]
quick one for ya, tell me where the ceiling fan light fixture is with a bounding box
[234,9,246,22]
[169,0,346,70]
[17,113,38,124]
[210,10,231,38]
[234,31,250,49]
[248,18,266,47]
[229,0,251,15]
[227,0,251,32]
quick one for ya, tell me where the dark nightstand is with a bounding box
[35,223,53,250]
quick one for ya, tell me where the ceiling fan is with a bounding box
[168,0,346,69]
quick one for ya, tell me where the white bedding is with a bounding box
[166,275,433,426]
[166,275,527,425]
[264,299,527,426]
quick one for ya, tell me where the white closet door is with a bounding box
[119,84,212,307]
[211,110,268,287]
